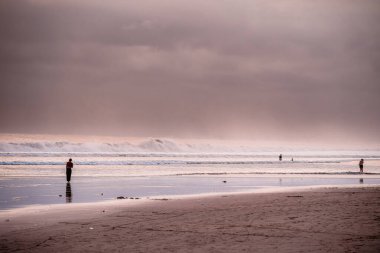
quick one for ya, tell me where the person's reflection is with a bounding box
[66,182,72,203]
[359,178,364,184]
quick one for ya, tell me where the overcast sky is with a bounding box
[0,0,379,144]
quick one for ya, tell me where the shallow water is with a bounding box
[1,151,380,210]
[1,175,380,210]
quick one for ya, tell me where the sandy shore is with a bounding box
[1,187,380,252]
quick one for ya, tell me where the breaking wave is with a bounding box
[0,139,183,153]
[1,139,380,155]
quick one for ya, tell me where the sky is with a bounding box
[0,0,379,144]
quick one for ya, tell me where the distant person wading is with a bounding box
[66,158,74,182]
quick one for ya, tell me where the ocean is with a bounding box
[1,138,380,210]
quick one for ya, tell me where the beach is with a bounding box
[1,187,379,252]
[2,0,380,252]
[1,0,379,251]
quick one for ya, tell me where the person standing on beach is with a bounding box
[359,159,364,173]
[66,158,73,182]
[279,154,282,161]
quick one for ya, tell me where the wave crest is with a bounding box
[0,138,188,152]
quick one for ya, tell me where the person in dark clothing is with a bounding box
[359,159,364,174]
[66,158,73,182]
[279,154,282,161]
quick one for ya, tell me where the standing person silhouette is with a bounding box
[359,159,364,174]
[66,158,74,182]
[279,154,282,161]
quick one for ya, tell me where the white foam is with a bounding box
[1,138,379,154]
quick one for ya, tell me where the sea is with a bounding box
[1,137,380,210]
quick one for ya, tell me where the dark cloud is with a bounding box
[0,0,379,144]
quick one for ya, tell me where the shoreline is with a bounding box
[1,186,380,252]
[2,183,380,213]
[2,174,380,211]
[1,183,379,215]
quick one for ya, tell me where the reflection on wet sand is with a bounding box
[359,178,364,184]
[66,183,72,203]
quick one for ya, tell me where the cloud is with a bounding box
[0,0,379,144]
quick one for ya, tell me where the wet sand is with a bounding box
[1,187,380,252]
